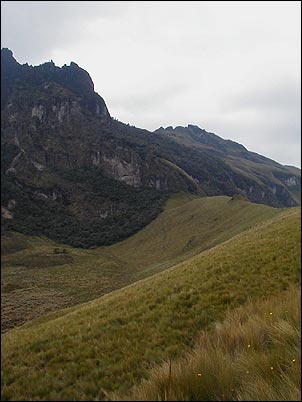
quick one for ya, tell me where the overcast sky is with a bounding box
[1,1,301,167]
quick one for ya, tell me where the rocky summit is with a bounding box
[1,48,301,247]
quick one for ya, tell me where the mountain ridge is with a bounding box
[1,48,300,247]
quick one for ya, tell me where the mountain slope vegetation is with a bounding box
[1,195,280,332]
[155,125,301,206]
[1,206,300,401]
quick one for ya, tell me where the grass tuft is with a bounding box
[125,287,301,401]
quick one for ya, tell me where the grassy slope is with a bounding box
[1,207,300,401]
[107,196,282,274]
[1,195,280,332]
[126,286,301,401]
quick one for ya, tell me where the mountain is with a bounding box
[1,48,300,247]
[155,125,301,205]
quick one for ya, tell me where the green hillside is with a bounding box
[108,195,280,269]
[126,286,301,401]
[1,206,300,401]
[1,195,280,331]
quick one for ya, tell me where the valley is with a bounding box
[1,194,280,332]
[1,203,300,400]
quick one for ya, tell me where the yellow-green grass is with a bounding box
[1,207,300,401]
[106,195,281,272]
[1,196,280,332]
[163,191,197,210]
[125,286,301,401]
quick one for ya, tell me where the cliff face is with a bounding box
[1,49,197,246]
[1,49,197,192]
[1,48,300,247]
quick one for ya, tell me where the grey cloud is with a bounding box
[1,1,129,63]
[225,80,301,113]
[1,1,301,167]
[212,79,301,166]
[110,84,189,113]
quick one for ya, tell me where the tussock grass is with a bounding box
[126,287,301,401]
[1,195,280,331]
[1,207,300,400]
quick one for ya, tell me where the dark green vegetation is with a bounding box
[126,286,301,401]
[1,195,280,332]
[1,206,300,400]
[2,160,166,247]
[1,48,300,247]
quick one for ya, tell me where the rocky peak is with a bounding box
[59,61,95,96]
[1,47,16,62]
[1,48,110,121]
[1,48,95,97]
[155,125,206,134]
[187,124,207,134]
[1,48,22,76]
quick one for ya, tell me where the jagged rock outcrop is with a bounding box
[1,48,300,247]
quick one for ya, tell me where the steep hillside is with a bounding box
[1,195,280,332]
[1,207,300,401]
[1,48,300,247]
